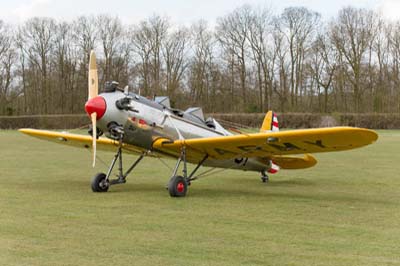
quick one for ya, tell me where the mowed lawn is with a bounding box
[1,130,399,266]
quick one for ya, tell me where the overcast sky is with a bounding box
[0,0,399,25]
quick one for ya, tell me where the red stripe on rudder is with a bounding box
[268,168,278,174]
[268,161,280,174]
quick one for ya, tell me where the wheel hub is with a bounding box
[99,180,109,189]
[176,182,184,193]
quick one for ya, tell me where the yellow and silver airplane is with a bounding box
[19,51,378,197]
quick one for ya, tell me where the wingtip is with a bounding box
[304,154,318,168]
[362,128,379,144]
[343,127,379,145]
[18,128,32,134]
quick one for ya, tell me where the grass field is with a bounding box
[1,130,400,266]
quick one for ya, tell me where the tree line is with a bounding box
[0,5,400,116]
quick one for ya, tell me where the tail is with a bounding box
[260,111,279,133]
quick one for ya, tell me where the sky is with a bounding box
[0,0,399,25]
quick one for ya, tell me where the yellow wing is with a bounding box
[153,127,378,161]
[19,128,147,155]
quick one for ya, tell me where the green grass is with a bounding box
[1,130,400,266]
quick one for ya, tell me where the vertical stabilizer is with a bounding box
[260,111,279,132]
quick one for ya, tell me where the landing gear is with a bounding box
[91,125,145,192]
[168,175,188,197]
[261,171,269,183]
[167,147,208,197]
[91,173,109,192]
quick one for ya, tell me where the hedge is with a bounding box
[0,114,90,130]
[1,113,399,130]
[210,113,400,129]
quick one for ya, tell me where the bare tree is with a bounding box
[73,16,97,62]
[53,21,80,113]
[131,15,169,96]
[247,7,274,111]
[17,17,56,114]
[272,20,290,112]
[162,27,188,98]
[97,15,123,83]
[278,7,320,110]
[188,21,214,105]
[387,21,400,112]
[0,20,11,57]
[72,15,97,104]
[0,21,17,115]
[110,33,132,88]
[216,5,251,110]
[309,33,337,113]
[1,6,400,116]
[330,7,378,112]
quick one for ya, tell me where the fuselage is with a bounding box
[92,90,270,172]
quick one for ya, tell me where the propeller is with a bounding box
[88,50,98,167]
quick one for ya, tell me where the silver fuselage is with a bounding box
[96,91,269,172]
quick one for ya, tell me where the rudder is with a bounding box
[260,111,279,132]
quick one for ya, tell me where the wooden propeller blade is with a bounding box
[91,112,97,168]
[88,50,98,100]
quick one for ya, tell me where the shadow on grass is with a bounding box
[260,178,315,187]
[188,187,390,205]
[29,177,390,205]
[39,179,164,194]
[40,174,315,190]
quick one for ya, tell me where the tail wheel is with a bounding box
[261,171,269,183]
[91,173,109,192]
[168,175,188,197]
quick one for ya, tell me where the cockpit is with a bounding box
[102,80,224,133]
[155,97,216,130]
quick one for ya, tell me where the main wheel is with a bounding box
[168,175,188,197]
[91,173,109,192]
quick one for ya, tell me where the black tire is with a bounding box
[91,173,109,192]
[168,175,188,197]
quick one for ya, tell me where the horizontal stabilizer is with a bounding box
[271,154,317,169]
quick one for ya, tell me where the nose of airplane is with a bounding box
[85,96,106,120]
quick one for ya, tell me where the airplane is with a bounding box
[19,51,378,197]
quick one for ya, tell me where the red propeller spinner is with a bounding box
[85,96,106,120]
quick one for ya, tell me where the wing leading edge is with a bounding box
[19,128,147,155]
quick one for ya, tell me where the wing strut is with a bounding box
[188,154,209,181]
[164,111,185,140]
